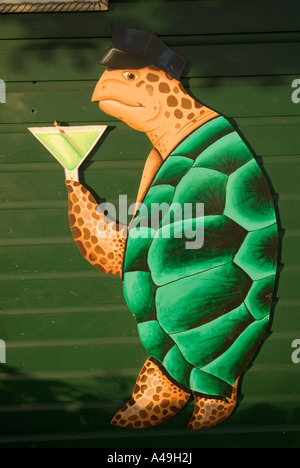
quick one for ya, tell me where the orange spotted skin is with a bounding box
[111,359,191,429]
[65,65,238,430]
[188,379,239,431]
[66,180,127,277]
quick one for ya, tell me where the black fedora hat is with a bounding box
[99,25,187,81]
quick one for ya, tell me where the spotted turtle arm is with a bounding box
[66,180,127,277]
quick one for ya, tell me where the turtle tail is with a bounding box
[188,378,239,431]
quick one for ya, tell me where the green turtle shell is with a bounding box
[123,116,278,399]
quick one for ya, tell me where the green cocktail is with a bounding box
[29,124,107,181]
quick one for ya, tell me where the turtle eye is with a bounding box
[123,72,137,81]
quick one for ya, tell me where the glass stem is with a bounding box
[65,168,79,182]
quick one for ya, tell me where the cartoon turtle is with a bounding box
[65,26,279,430]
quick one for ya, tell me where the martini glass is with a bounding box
[28,123,107,181]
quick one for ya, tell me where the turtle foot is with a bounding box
[111,358,191,429]
[188,379,239,431]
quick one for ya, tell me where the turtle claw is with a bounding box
[188,379,239,431]
[111,359,191,429]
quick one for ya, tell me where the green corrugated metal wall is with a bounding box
[0,0,299,448]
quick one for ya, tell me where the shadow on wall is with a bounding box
[4,2,299,86]
[0,364,135,445]
[0,365,299,448]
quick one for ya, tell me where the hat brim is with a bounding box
[99,46,152,70]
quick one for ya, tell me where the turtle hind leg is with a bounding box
[111,358,191,429]
[188,378,239,431]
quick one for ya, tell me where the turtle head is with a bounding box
[92,66,169,132]
[91,27,213,157]
[92,65,200,134]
